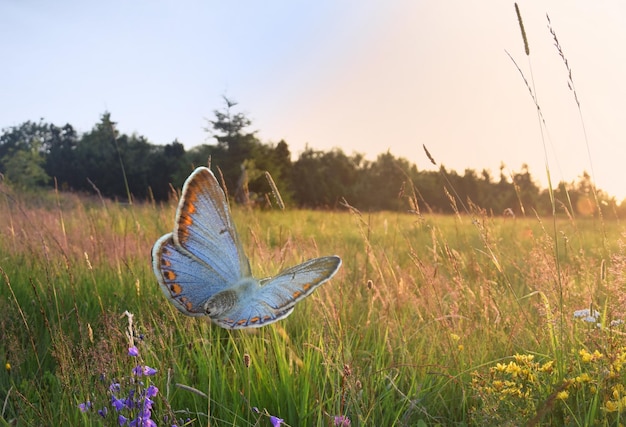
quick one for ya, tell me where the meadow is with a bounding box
[1,181,625,426]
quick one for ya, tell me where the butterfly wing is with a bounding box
[213,256,342,329]
[173,167,251,281]
[152,166,251,316]
[152,234,232,316]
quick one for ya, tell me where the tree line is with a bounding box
[0,98,621,217]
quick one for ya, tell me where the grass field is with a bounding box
[1,185,625,426]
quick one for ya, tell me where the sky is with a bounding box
[2,1,626,200]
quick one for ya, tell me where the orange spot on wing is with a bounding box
[164,270,176,280]
[179,296,193,311]
[169,283,182,295]
[249,316,260,323]
[237,319,247,326]
[302,283,313,291]
[292,291,302,299]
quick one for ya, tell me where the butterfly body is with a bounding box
[152,167,341,329]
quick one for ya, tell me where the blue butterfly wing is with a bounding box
[153,167,250,316]
[213,256,342,329]
[173,167,251,282]
[152,233,232,315]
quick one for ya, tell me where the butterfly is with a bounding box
[152,167,342,329]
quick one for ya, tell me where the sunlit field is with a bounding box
[1,183,625,426]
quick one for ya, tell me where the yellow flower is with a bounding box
[605,400,619,413]
[539,360,554,373]
[605,396,626,413]
[579,348,603,363]
[4,363,10,372]
[450,333,460,342]
[505,362,522,377]
[556,390,569,400]
[575,373,592,383]
[579,349,592,362]
[514,354,534,363]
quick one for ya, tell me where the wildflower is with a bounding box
[505,362,522,377]
[513,354,534,363]
[270,415,284,426]
[5,363,10,372]
[334,415,351,426]
[495,363,507,372]
[143,366,158,376]
[143,397,154,411]
[539,360,554,373]
[556,390,569,400]
[146,384,158,398]
[118,414,128,425]
[579,348,603,363]
[98,406,108,418]
[575,372,592,383]
[112,396,126,411]
[128,346,139,357]
[79,401,92,412]
[573,308,600,323]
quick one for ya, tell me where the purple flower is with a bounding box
[128,346,139,357]
[142,397,154,411]
[110,382,121,393]
[143,366,157,376]
[98,406,108,418]
[78,401,91,412]
[146,384,159,398]
[334,415,351,426]
[118,414,128,425]
[132,365,143,376]
[270,415,284,426]
[129,415,156,427]
[112,396,125,411]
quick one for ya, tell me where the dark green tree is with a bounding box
[358,152,417,211]
[44,124,79,190]
[0,121,51,190]
[145,140,187,201]
[511,163,540,215]
[74,112,123,197]
[204,97,260,195]
[292,147,362,208]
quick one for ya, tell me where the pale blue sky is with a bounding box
[2,1,626,199]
